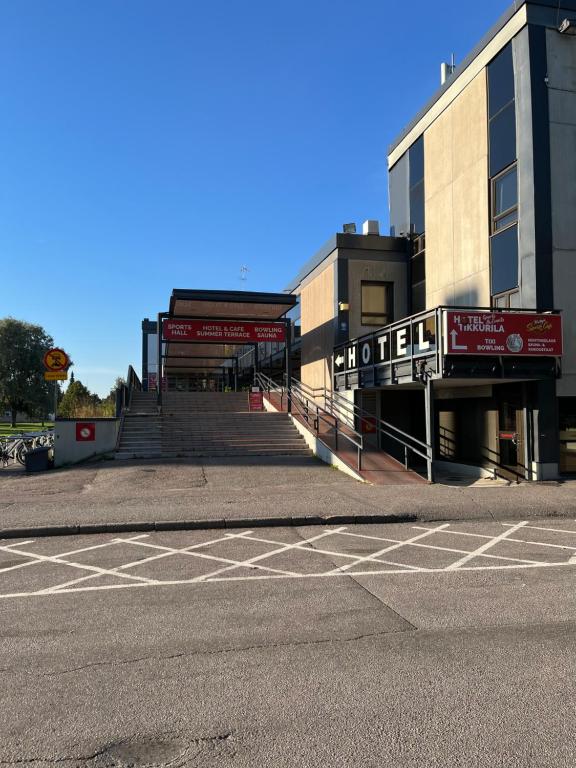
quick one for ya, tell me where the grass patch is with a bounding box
[0,422,53,436]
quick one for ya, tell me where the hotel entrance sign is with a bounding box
[444,311,563,356]
[163,319,286,344]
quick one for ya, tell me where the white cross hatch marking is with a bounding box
[446,521,529,570]
[328,524,451,574]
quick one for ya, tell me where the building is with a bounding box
[290,0,576,480]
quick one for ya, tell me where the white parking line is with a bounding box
[193,527,348,581]
[0,535,149,576]
[446,521,529,570]
[0,540,158,587]
[329,524,451,574]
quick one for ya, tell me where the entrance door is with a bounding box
[498,398,525,480]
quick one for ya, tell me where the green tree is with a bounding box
[0,318,54,426]
[58,380,98,418]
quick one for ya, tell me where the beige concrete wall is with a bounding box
[347,258,408,339]
[424,71,491,309]
[300,263,335,393]
[54,419,119,466]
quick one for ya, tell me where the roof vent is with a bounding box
[362,220,380,236]
[343,223,357,234]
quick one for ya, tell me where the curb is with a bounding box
[0,513,419,540]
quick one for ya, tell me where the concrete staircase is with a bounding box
[115,391,311,460]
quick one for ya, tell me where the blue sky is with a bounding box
[1,0,510,396]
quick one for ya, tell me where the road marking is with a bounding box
[193,527,348,581]
[502,523,576,536]
[446,521,528,570]
[0,541,158,587]
[328,524,451,574]
[337,529,541,565]
[412,526,576,552]
[40,532,290,593]
[112,533,300,576]
[236,533,423,570]
[1,559,576,600]
[0,535,149,575]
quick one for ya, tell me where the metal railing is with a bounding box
[114,366,143,451]
[115,365,142,417]
[308,381,433,479]
[255,372,365,471]
[256,372,433,480]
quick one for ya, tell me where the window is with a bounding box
[361,282,393,326]
[488,44,515,119]
[489,102,516,177]
[411,234,426,314]
[492,164,518,233]
[491,225,519,295]
[493,289,520,309]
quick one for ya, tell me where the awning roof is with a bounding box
[164,289,296,375]
[169,289,296,320]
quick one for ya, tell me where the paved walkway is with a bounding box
[1,455,576,534]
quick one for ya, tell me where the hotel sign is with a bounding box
[163,319,286,344]
[444,311,563,356]
[334,315,437,373]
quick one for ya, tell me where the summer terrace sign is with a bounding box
[444,311,563,356]
[163,319,286,344]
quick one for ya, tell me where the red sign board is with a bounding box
[249,392,264,411]
[76,422,96,442]
[444,311,563,357]
[163,320,286,344]
[360,416,377,434]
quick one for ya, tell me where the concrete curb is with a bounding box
[0,513,419,540]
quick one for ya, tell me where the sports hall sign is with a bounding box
[163,319,286,343]
[444,311,563,356]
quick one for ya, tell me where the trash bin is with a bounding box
[24,446,51,472]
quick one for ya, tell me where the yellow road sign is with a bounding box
[44,371,67,381]
[44,348,69,372]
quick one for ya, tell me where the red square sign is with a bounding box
[76,422,96,442]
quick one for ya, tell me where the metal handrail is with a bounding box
[115,365,142,417]
[288,377,432,473]
[256,371,365,471]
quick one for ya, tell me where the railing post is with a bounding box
[335,417,339,450]
[404,445,409,470]
[358,445,362,471]
[425,378,434,483]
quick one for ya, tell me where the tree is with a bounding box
[0,318,54,426]
[58,380,98,418]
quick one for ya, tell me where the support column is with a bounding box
[285,318,292,414]
[530,379,560,480]
[424,378,435,483]
[157,313,163,409]
[234,359,238,392]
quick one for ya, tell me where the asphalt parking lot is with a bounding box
[2,519,576,767]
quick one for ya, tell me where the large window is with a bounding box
[492,164,518,233]
[411,234,426,314]
[488,43,518,303]
[361,282,393,326]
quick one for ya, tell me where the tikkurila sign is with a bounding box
[444,311,563,356]
[163,320,286,343]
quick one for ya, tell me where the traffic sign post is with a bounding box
[43,348,71,419]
